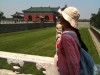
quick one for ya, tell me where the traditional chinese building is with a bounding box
[11,12,24,21]
[22,7,59,22]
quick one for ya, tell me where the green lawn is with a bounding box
[0,27,56,57]
[79,28,100,63]
[0,27,100,62]
[0,27,100,74]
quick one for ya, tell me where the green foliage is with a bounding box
[0,11,6,19]
[90,8,100,28]
[0,11,3,19]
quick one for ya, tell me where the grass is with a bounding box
[0,27,100,74]
[0,27,56,75]
[79,28,100,63]
[0,27,56,57]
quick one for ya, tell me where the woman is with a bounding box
[54,7,88,75]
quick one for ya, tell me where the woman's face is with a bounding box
[59,16,72,31]
[59,22,67,31]
[58,16,68,31]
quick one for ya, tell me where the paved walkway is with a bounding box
[0,69,33,75]
[97,64,100,74]
[89,29,100,74]
[89,29,100,56]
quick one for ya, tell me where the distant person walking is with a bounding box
[54,6,89,75]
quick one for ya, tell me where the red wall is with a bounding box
[24,13,55,22]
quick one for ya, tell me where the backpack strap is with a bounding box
[64,32,81,48]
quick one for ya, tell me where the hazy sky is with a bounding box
[0,0,100,19]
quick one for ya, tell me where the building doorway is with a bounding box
[45,16,49,22]
[28,15,32,21]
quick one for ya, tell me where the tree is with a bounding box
[90,14,96,25]
[90,8,100,28]
[0,11,6,19]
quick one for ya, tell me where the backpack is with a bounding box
[66,32,98,75]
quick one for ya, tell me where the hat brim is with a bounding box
[61,11,79,29]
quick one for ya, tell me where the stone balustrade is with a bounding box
[0,51,59,75]
[0,51,100,75]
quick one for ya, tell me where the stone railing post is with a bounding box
[36,62,59,75]
[7,58,24,74]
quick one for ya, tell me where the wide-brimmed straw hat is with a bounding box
[58,7,80,29]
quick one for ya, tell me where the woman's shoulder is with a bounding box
[61,31,77,41]
[62,31,77,37]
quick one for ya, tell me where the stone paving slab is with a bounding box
[0,67,100,75]
[96,64,100,74]
[0,69,33,75]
